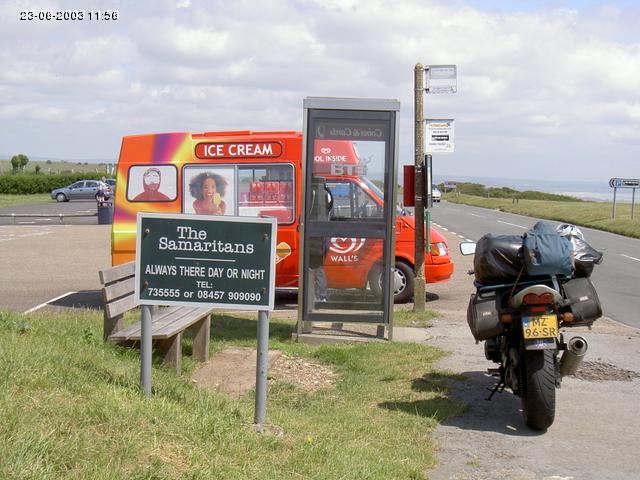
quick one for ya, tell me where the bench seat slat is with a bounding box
[105,294,136,320]
[103,277,136,303]
[108,306,214,341]
[153,308,214,338]
[99,261,135,285]
[108,306,186,341]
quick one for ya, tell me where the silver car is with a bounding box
[51,180,112,202]
[432,185,442,203]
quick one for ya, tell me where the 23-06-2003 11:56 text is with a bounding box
[19,10,119,21]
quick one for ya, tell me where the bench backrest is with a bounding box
[99,261,136,339]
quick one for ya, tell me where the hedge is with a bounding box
[0,173,106,195]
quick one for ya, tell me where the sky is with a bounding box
[1,0,639,182]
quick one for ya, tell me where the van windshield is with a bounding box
[360,177,405,216]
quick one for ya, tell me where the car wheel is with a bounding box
[368,260,414,304]
[56,193,67,202]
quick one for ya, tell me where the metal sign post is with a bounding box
[135,213,276,426]
[140,305,152,395]
[609,178,640,220]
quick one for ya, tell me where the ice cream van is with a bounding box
[111,130,453,303]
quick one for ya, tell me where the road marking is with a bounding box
[498,220,528,229]
[23,291,77,315]
[450,231,457,235]
[621,254,640,263]
[441,227,449,231]
[469,213,486,218]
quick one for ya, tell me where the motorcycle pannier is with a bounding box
[562,277,602,326]
[467,290,503,341]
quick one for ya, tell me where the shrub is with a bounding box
[0,173,105,194]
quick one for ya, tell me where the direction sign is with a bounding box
[425,119,455,153]
[609,178,640,189]
[135,213,276,311]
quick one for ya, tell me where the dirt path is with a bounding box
[422,230,640,480]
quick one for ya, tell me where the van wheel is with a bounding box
[56,193,67,202]
[369,261,414,304]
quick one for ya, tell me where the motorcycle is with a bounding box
[460,222,603,430]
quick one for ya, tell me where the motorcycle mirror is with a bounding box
[459,242,476,256]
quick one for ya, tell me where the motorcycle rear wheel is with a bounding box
[521,349,556,431]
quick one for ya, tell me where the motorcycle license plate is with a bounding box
[522,314,558,340]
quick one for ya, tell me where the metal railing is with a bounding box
[0,212,97,224]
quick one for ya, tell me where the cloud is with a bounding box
[0,0,638,180]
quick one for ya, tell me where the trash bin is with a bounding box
[97,201,113,225]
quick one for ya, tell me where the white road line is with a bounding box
[450,231,457,235]
[441,227,449,231]
[498,220,528,229]
[469,213,486,218]
[23,291,77,315]
[621,254,640,263]
[465,238,473,242]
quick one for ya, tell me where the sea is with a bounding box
[433,175,638,203]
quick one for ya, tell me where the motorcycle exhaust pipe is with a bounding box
[560,336,588,377]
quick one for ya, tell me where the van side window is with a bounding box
[237,165,294,224]
[127,165,177,202]
[326,181,381,220]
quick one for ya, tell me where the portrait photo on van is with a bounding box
[183,166,236,216]
[127,165,177,202]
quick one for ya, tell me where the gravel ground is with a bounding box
[421,229,640,480]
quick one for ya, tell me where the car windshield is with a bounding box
[360,177,405,216]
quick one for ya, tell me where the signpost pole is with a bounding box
[140,305,152,396]
[632,188,636,220]
[254,310,269,427]
[414,63,426,312]
[612,187,617,219]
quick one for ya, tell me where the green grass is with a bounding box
[0,309,464,479]
[394,309,439,328]
[0,194,51,208]
[445,193,640,239]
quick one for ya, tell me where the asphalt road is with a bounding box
[0,199,103,225]
[0,224,112,313]
[429,201,640,329]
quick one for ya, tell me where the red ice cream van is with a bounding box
[111,130,453,303]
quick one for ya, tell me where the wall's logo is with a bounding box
[320,147,331,154]
[329,237,366,254]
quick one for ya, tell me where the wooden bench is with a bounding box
[99,261,214,373]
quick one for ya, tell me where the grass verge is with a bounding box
[0,194,51,208]
[394,309,439,328]
[0,309,464,480]
[445,194,640,238]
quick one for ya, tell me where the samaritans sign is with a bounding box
[134,213,276,311]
